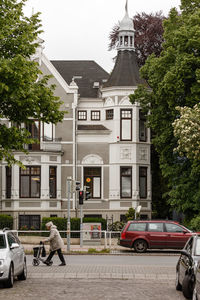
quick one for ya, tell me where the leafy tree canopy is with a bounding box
[0,0,64,165]
[129,1,200,220]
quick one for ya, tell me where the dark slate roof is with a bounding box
[51,60,109,98]
[103,50,146,87]
[78,125,109,130]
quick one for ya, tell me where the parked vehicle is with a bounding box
[176,235,200,299]
[120,220,194,253]
[192,259,200,300]
[0,228,27,288]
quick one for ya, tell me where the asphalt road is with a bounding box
[0,254,186,300]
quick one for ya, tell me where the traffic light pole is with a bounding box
[80,205,83,247]
[67,177,72,252]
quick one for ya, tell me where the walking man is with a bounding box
[43,221,66,266]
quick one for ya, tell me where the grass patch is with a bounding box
[87,248,110,254]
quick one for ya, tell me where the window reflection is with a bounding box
[43,123,53,141]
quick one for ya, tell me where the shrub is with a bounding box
[41,217,107,233]
[189,216,200,231]
[108,221,124,231]
[0,214,13,230]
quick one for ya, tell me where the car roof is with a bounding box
[127,220,180,224]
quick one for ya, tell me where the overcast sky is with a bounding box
[23,0,181,73]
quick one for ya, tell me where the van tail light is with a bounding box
[121,232,126,239]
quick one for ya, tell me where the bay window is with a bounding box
[120,167,132,198]
[20,166,41,198]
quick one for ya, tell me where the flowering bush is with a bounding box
[20,225,28,230]
[173,104,200,160]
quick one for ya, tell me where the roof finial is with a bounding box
[125,0,128,15]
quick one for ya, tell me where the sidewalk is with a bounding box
[23,243,125,254]
[26,254,177,281]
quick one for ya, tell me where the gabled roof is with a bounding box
[51,60,109,98]
[103,50,146,88]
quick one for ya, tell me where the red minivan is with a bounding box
[120,220,194,253]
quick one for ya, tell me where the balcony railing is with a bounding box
[41,137,62,152]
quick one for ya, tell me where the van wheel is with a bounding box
[133,239,147,253]
[17,259,27,280]
[4,264,14,288]
[182,274,195,299]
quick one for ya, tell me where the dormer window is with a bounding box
[106,109,114,120]
[78,111,87,120]
[91,111,100,121]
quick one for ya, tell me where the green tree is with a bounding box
[0,0,64,165]
[130,0,200,220]
[125,208,136,220]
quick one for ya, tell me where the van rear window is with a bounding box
[0,235,6,249]
[127,223,146,231]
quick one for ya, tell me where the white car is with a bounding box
[0,228,27,288]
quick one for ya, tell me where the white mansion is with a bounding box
[0,3,151,229]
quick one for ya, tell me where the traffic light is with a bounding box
[84,186,91,200]
[75,181,81,191]
[79,190,84,205]
[72,180,81,193]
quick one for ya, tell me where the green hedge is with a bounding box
[189,216,200,231]
[42,217,106,231]
[0,214,13,230]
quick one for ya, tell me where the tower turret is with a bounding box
[117,0,135,51]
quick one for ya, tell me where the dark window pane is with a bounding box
[20,176,29,197]
[0,235,6,249]
[31,176,40,197]
[20,166,41,198]
[121,177,131,197]
[19,215,40,230]
[84,167,101,198]
[139,167,147,199]
[121,167,132,198]
[49,167,56,198]
[106,109,114,120]
[6,167,11,198]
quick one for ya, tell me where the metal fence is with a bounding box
[17,230,121,249]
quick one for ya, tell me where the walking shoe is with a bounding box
[59,262,66,266]
[43,260,52,266]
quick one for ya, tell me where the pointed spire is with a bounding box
[125,0,128,15]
